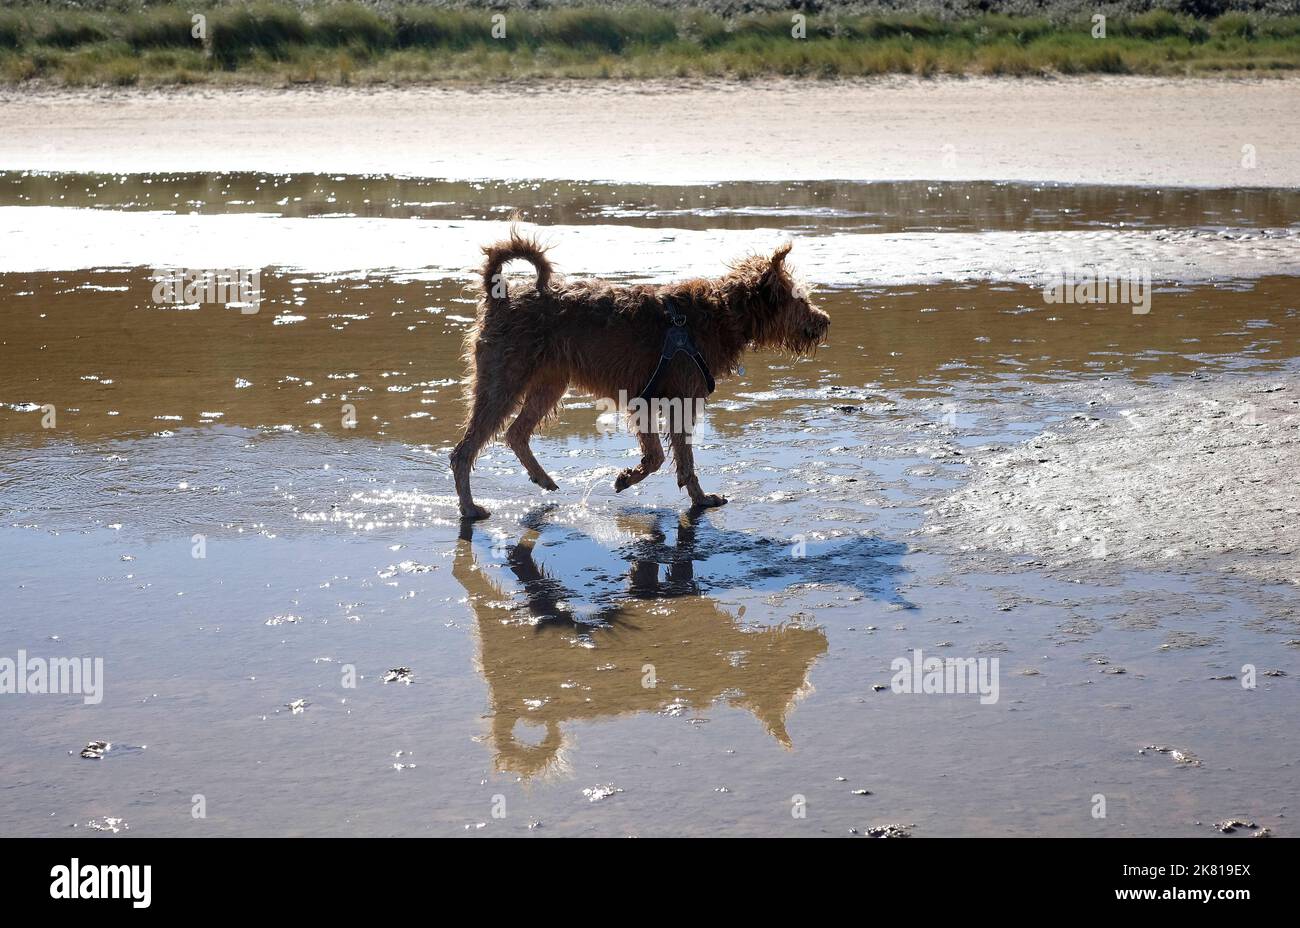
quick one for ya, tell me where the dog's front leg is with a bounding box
[614,430,665,493]
[668,429,726,509]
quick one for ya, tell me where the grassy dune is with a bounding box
[1,3,1299,85]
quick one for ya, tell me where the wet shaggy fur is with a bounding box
[450,229,830,520]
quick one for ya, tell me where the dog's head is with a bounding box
[732,244,829,356]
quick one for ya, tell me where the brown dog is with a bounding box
[450,230,829,520]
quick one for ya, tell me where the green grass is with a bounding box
[122,8,195,51]
[0,4,1297,86]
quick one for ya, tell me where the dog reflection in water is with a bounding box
[453,509,828,778]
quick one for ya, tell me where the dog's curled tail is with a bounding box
[481,229,552,302]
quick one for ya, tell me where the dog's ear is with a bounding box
[760,243,793,297]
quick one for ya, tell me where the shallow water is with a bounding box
[4,172,1300,232]
[1,173,1297,837]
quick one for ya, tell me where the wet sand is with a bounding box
[1,148,1298,834]
[929,376,1300,587]
[2,77,1300,186]
[3,218,1299,836]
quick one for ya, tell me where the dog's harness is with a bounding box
[636,297,715,402]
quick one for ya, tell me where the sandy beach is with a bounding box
[2,77,1299,186]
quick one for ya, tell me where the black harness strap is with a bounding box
[636,297,715,402]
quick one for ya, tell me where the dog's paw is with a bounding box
[531,474,559,492]
[613,471,633,493]
[691,494,727,509]
[460,504,491,521]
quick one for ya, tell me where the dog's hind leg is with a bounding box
[451,369,528,521]
[614,430,665,493]
[668,428,726,509]
[506,378,566,492]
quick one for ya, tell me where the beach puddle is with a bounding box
[1,173,1297,836]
